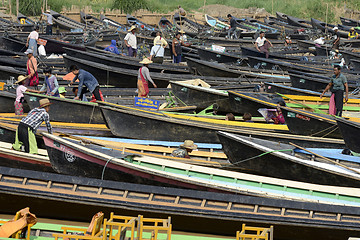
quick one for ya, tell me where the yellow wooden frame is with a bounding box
[137,215,172,240]
[236,224,274,240]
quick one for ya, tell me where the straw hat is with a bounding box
[139,58,153,64]
[128,25,138,32]
[58,86,67,94]
[46,10,51,13]
[39,98,52,108]
[350,27,355,31]
[180,140,197,150]
[179,29,185,34]
[15,75,27,84]
[332,26,338,31]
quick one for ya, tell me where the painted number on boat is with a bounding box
[295,113,310,121]
[234,97,242,103]
[287,112,296,118]
[299,79,305,83]
[181,87,188,93]
[59,144,76,163]
[0,129,3,135]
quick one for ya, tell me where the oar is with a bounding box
[276,92,327,114]
[289,142,360,175]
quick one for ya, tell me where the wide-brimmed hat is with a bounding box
[332,26,338,31]
[46,9,51,13]
[24,49,33,55]
[39,98,52,108]
[180,140,197,150]
[179,29,185,34]
[350,27,355,31]
[128,25,138,32]
[139,58,153,64]
[15,75,27,84]
[58,86,67,94]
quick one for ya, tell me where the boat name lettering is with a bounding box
[134,97,160,110]
[234,97,242,103]
[211,45,225,53]
[53,141,60,147]
[299,79,305,83]
[180,87,188,93]
[29,96,37,102]
[295,113,310,121]
[287,112,296,118]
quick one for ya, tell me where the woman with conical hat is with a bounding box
[137,58,157,97]
[14,75,39,115]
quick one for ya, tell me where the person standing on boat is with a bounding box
[124,26,138,57]
[25,49,39,87]
[332,27,340,50]
[137,58,157,97]
[150,33,167,64]
[227,14,237,39]
[172,32,191,63]
[171,140,197,159]
[14,75,40,115]
[255,31,273,58]
[320,65,349,117]
[12,98,52,154]
[179,30,188,42]
[104,39,120,55]
[348,27,359,40]
[26,26,39,56]
[41,8,53,35]
[39,67,59,97]
[69,65,102,102]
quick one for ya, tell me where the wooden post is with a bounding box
[8,0,11,15]
[16,0,18,16]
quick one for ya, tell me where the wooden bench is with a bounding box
[236,224,273,240]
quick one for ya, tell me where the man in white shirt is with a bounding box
[124,25,138,57]
[150,32,167,64]
[255,31,273,58]
[41,8,53,35]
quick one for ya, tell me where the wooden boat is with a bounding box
[311,18,348,38]
[205,14,229,31]
[127,14,157,32]
[286,15,312,28]
[170,81,231,112]
[98,102,288,143]
[351,58,360,71]
[341,50,360,64]
[38,36,98,54]
[280,106,342,138]
[185,57,290,81]
[63,55,247,87]
[23,92,105,124]
[63,47,190,75]
[340,16,360,27]
[0,140,53,172]
[228,91,284,117]
[336,118,360,153]
[173,13,203,37]
[158,16,173,31]
[42,132,360,207]
[50,10,86,30]
[16,12,35,31]
[264,82,324,96]
[2,36,26,52]
[289,72,329,91]
[218,131,360,187]
[240,47,300,60]
[196,47,242,63]
[2,167,360,240]
[0,91,29,113]
[80,11,106,29]
[276,12,288,21]
[100,14,127,31]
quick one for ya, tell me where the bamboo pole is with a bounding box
[16,0,18,16]
[8,0,11,15]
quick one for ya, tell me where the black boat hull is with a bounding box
[336,118,360,153]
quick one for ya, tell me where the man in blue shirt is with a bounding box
[104,40,120,55]
[69,65,102,101]
[41,8,53,35]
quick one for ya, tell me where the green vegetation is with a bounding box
[12,0,360,24]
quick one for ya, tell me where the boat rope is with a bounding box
[101,157,116,180]
[226,149,293,167]
[309,124,338,138]
[89,104,96,124]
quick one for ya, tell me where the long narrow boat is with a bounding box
[173,13,203,37]
[64,47,190,74]
[340,16,360,27]
[336,117,360,153]
[100,14,127,31]
[218,131,360,187]
[98,102,344,148]
[205,14,229,31]
[40,36,98,54]
[158,16,174,32]
[42,132,360,207]
[1,167,360,240]
[127,14,157,32]
[80,11,106,29]
[286,15,312,28]
[23,92,105,124]
[280,106,342,138]
[51,10,87,30]
[264,82,324,96]
[311,18,348,38]
[98,102,288,143]
[196,47,242,63]
[16,12,34,31]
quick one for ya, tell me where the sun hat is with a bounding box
[180,140,197,150]
[179,29,185,34]
[15,75,27,84]
[58,87,67,94]
[39,98,52,108]
[46,10,51,13]
[350,27,355,31]
[332,26,338,31]
[128,25,138,32]
[24,49,33,55]
[139,58,153,64]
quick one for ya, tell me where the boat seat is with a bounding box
[236,224,273,240]
[104,213,137,240]
[137,215,171,240]
[0,207,37,240]
[53,212,104,240]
